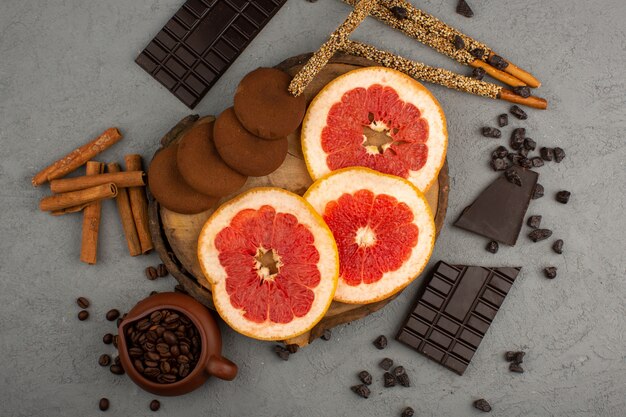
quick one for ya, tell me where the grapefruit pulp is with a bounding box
[197,188,338,340]
[304,168,436,304]
[302,67,447,192]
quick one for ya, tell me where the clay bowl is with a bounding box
[117,292,237,396]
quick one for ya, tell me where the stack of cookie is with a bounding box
[148,68,306,214]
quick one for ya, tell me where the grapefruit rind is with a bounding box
[197,187,339,341]
[304,167,436,304]
[302,67,447,193]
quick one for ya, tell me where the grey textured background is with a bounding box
[1,0,625,416]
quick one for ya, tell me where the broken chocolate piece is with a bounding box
[358,370,372,385]
[474,399,492,412]
[504,168,522,187]
[351,384,371,398]
[540,147,554,161]
[554,147,566,162]
[528,229,552,242]
[492,146,509,159]
[383,372,396,387]
[456,0,474,18]
[552,239,564,254]
[518,147,529,158]
[488,54,509,70]
[490,158,509,171]
[401,407,415,417]
[453,34,465,49]
[486,241,499,254]
[504,351,525,363]
[498,114,508,127]
[510,128,525,150]
[556,191,571,204]
[523,138,536,151]
[379,358,393,371]
[397,372,410,387]
[531,157,544,167]
[544,267,557,279]
[518,158,532,169]
[526,215,542,229]
[512,86,531,98]
[471,67,486,80]
[509,362,524,373]
[482,127,501,138]
[373,335,388,349]
[390,6,408,20]
[510,105,528,120]
[531,183,544,199]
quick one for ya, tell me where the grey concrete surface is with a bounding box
[1,0,625,416]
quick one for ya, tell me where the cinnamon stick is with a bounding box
[39,183,117,212]
[32,128,122,186]
[50,170,145,193]
[80,162,105,265]
[124,154,153,254]
[107,163,142,257]
[50,203,91,216]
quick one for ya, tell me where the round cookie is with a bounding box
[214,107,288,177]
[148,144,218,214]
[177,121,248,197]
[233,68,306,140]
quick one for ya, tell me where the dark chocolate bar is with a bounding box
[136,0,287,108]
[455,166,539,246]
[397,261,520,375]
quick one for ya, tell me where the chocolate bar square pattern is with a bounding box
[397,262,520,375]
[136,0,287,108]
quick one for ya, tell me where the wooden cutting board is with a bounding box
[148,53,449,346]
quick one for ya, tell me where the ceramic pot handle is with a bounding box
[206,355,238,381]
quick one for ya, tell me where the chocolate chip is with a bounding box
[527,215,542,229]
[383,372,396,387]
[358,370,373,385]
[490,158,509,171]
[486,241,499,254]
[528,229,552,242]
[482,127,501,138]
[523,138,536,151]
[492,146,509,159]
[397,372,410,387]
[497,114,508,127]
[106,309,120,321]
[510,128,525,150]
[274,345,290,361]
[149,400,161,411]
[453,34,465,50]
[379,357,393,371]
[99,398,110,411]
[507,154,523,166]
[505,351,525,364]
[540,147,554,161]
[518,147,529,158]
[401,407,415,417]
[76,297,90,309]
[473,398,492,412]
[519,158,532,169]
[470,48,484,59]
[351,384,371,398]
[392,366,406,377]
[544,267,558,279]
[285,344,299,354]
[78,310,89,321]
[532,184,544,199]
[390,6,408,20]
[509,362,524,373]
[552,239,564,254]
[321,329,332,341]
[471,67,486,80]
[531,157,544,167]
[510,105,528,120]
[373,335,388,349]
[556,191,571,204]
[512,86,531,98]
[456,0,474,17]
[504,168,522,187]
[488,54,509,70]
[554,147,566,162]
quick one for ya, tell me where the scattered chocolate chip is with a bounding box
[498,114,508,127]
[471,67,486,80]
[397,373,410,387]
[392,366,406,377]
[99,398,110,411]
[509,362,524,373]
[321,329,332,341]
[149,399,161,411]
[373,335,388,349]
[556,191,571,204]
[527,215,542,229]
[383,372,396,387]
[453,34,465,49]
[77,297,90,309]
[456,0,474,17]
[519,158,532,169]
[528,229,552,242]
[488,54,509,70]
[379,357,393,370]
[492,146,509,159]
[505,351,525,363]
[531,157,544,167]
[470,48,484,59]
[540,147,554,161]
[523,138,536,151]
[531,183,544,199]
[490,158,509,171]
[274,345,290,361]
[482,127,501,138]
[544,267,558,279]
[553,147,565,163]
[486,241,499,254]
[285,344,299,354]
[78,310,89,321]
[145,266,158,280]
[103,333,114,345]
[99,354,111,367]
[504,168,522,187]
[518,147,529,158]
[106,309,120,321]
[510,105,528,120]
[390,6,408,20]
[507,153,523,166]
[358,370,373,385]
[510,128,525,150]
[552,239,564,254]
[474,398,492,412]
[512,86,531,98]
[351,384,371,398]
[401,407,415,417]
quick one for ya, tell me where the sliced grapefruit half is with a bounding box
[302,67,447,192]
[304,167,436,304]
[197,188,338,341]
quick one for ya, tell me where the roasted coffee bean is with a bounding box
[274,345,290,361]
[321,329,332,341]
[76,297,90,309]
[157,374,177,384]
[452,34,465,49]
[482,127,501,138]
[492,146,508,159]
[149,400,161,412]
[527,215,542,229]
[380,357,393,370]
[358,370,372,385]
[544,267,558,279]
[523,138,536,151]
[103,333,114,345]
[177,355,190,364]
[170,345,180,357]
[179,363,191,378]
[470,48,484,59]
[488,54,508,70]
[401,407,415,417]
[143,342,156,352]
[163,313,180,325]
[373,335,388,349]
[512,86,531,98]
[110,364,124,375]
[157,264,169,278]
[163,331,178,345]
[556,191,571,204]
[156,326,166,337]
[99,354,111,367]
[383,372,396,387]
[504,168,522,187]
[393,366,405,377]
[510,105,528,120]
[146,330,158,343]
[486,241,499,254]
[529,229,552,242]
[351,384,371,398]
[474,398,492,412]
[553,147,565,163]
[156,343,170,354]
[456,0,473,18]
[146,352,161,362]
[532,183,544,199]
[471,67,486,80]
[134,359,145,373]
[509,362,524,373]
[99,398,110,411]
[180,344,190,355]
[143,367,160,377]
[286,344,299,354]
[145,266,158,280]
[160,361,171,374]
[114,356,121,365]
[137,318,152,332]
[106,309,120,322]
[390,6,408,20]
[518,147,529,158]
[397,373,410,387]
[497,114,508,127]
[510,128,525,150]
[78,310,89,321]
[490,158,509,171]
[540,147,554,161]
[519,158,532,169]
[128,347,144,358]
[552,239,564,254]
[531,157,544,167]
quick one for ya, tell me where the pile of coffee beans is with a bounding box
[124,309,201,384]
